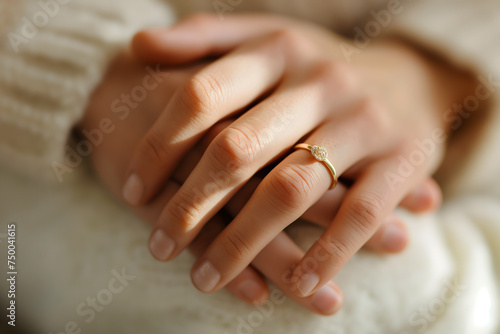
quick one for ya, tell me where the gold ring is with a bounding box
[294,143,338,190]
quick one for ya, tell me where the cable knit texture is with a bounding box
[0,0,499,333]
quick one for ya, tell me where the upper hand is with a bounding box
[126,13,472,301]
[81,17,449,314]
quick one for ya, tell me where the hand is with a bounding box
[81,46,441,314]
[126,13,468,305]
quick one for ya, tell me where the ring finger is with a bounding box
[148,63,354,262]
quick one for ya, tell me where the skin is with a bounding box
[80,14,458,315]
[125,13,474,305]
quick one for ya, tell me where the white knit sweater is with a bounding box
[0,0,499,333]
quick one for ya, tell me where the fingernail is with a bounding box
[297,272,320,296]
[382,223,407,252]
[312,283,343,314]
[239,280,267,304]
[149,229,175,261]
[193,260,221,293]
[123,174,144,205]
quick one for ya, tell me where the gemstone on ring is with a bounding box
[294,143,337,189]
[310,145,328,161]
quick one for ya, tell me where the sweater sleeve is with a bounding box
[386,3,500,331]
[385,0,500,197]
[0,0,174,182]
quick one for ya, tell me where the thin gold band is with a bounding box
[294,143,338,190]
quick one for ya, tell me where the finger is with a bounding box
[170,120,233,183]
[148,128,272,306]
[399,178,442,213]
[132,13,294,64]
[226,177,347,228]
[363,214,408,253]
[224,267,269,306]
[291,152,430,297]
[303,187,411,254]
[301,185,347,227]
[190,211,343,314]
[179,122,342,312]
[225,177,409,255]
[189,105,393,293]
[175,126,343,311]
[124,31,293,206]
[188,214,269,305]
[251,233,343,315]
[149,63,352,263]
[142,177,271,306]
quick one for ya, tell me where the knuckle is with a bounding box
[347,193,384,233]
[319,236,353,265]
[141,130,170,165]
[181,73,226,119]
[211,125,264,172]
[166,192,202,233]
[269,165,320,210]
[219,230,253,263]
[356,96,392,134]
